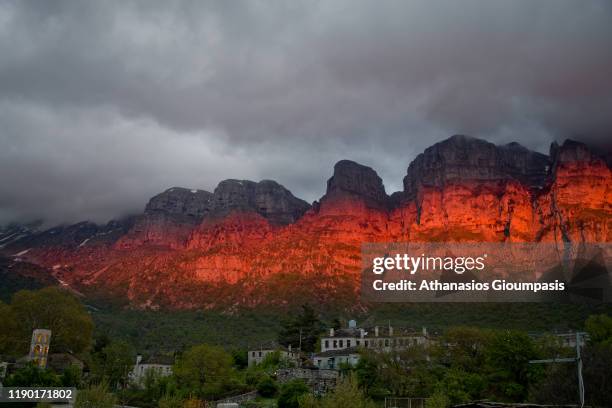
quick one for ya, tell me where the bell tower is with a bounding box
[29,329,52,368]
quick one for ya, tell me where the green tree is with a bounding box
[437,368,485,405]
[94,340,135,389]
[257,376,279,398]
[278,379,309,408]
[173,344,234,400]
[354,351,388,399]
[10,287,94,354]
[278,304,323,353]
[60,364,82,387]
[438,326,492,372]
[319,374,376,408]
[484,330,537,402]
[585,314,612,346]
[425,390,450,408]
[4,363,60,387]
[0,300,19,355]
[231,348,248,369]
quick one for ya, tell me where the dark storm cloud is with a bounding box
[1,0,611,225]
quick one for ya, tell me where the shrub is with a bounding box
[278,379,309,408]
[74,383,116,408]
[257,376,278,398]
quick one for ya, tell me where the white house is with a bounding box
[320,324,429,354]
[312,347,360,370]
[130,355,174,384]
[248,342,299,367]
[313,322,430,370]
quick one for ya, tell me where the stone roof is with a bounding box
[249,341,294,352]
[47,353,85,371]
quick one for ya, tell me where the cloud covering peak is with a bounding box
[1,0,611,225]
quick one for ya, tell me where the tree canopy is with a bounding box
[1,287,93,356]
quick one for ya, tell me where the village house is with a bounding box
[312,347,360,370]
[320,323,429,353]
[313,321,430,369]
[130,354,174,384]
[47,353,85,373]
[247,341,299,367]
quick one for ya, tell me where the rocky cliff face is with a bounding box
[403,135,551,200]
[116,180,309,249]
[145,187,214,220]
[535,140,612,243]
[1,136,609,309]
[210,179,310,224]
[116,188,213,249]
[320,160,389,210]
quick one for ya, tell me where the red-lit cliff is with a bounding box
[1,136,610,309]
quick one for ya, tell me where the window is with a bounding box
[325,340,329,349]
[365,340,369,347]
[356,340,360,346]
[339,340,343,348]
[333,340,337,348]
[258,351,262,357]
[347,340,351,347]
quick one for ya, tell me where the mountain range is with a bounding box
[1,135,610,309]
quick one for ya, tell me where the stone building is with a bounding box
[130,355,174,384]
[247,342,298,367]
[29,329,51,368]
[313,322,430,369]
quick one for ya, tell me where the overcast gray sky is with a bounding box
[1,0,611,225]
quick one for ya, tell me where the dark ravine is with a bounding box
[0,135,610,309]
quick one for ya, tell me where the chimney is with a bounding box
[288,344,292,352]
[136,354,142,365]
[422,327,427,337]
[330,328,335,337]
[374,326,379,337]
[360,328,365,339]
[389,326,394,337]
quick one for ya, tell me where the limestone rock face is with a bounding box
[536,140,612,242]
[2,136,610,310]
[145,187,214,221]
[211,179,310,224]
[403,135,550,199]
[322,160,389,209]
[116,187,213,249]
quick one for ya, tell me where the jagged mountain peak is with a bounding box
[145,186,214,220]
[1,135,610,309]
[551,139,604,165]
[212,178,310,225]
[403,134,551,198]
[321,159,389,209]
